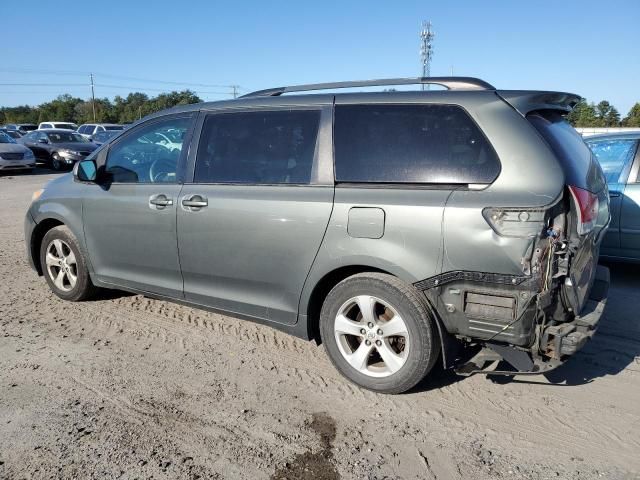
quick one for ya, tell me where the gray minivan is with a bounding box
[25,78,610,393]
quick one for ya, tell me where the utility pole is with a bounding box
[419,21,435,90]
[90,73,96,122]
[231,85,239,99]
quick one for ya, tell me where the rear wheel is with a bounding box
[40,226,96,301]
[320,273,440,394]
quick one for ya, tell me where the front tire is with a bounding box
[320,273,440,394]
[40,226,96,301]
[51,154,63,171]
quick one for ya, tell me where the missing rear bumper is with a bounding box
[455,265,609,376]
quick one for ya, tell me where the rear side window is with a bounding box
[334,104,500,184]
[195,110,320,185]
[528,111,605,192]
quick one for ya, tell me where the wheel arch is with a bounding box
[301,264,457,370]
[30,218,65,275]
[303,265,390,343]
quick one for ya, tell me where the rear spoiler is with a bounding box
[496,90,582,116]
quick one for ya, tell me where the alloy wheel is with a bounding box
[334,295,409,378]
[45,239,77,292]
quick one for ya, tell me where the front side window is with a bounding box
[105,116,191,183]
[194,110,320,184]
[334,104,500,184]
[587,138,638,184]
[40,124,52,129]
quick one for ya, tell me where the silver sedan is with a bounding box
[0,132,36,173]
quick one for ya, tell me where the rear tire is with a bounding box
[320,273,440,394]
[40,226,97,301]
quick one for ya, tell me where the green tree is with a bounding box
[595,100,620,127]
[622,103,640,127]
[567,99,598,127]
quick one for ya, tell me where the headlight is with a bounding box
[58,149,73,157]
[24,149,34,158]
[32,189,44,202]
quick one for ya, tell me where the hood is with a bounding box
[0,143,31,154]
[52,142,98,152]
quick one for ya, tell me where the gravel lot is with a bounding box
[1,170,639,480]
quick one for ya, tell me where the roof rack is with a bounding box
[241,77,495,98]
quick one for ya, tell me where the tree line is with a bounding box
[567,99,639,127]
[1,91,639,128]
[0,90,203,126]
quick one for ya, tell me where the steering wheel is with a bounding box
[149,156,176,183]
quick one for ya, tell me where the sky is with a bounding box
[2,0,639,115]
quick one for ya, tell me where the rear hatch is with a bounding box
[527,111,610,314]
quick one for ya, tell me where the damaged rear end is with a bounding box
[423,91,611,376]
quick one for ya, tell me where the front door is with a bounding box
[177,107,334,324]
[587,137,639,257]
[83,114,195,297]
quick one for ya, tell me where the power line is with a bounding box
[0,67,242,89]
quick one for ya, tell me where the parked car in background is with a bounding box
[77,123,124,139]
[38,122,78,131]
[0,131,36,173]
[19,129,98,170]
[90,130,120,146]
[0,128,23,139]
[25,77,610,394]
[4,123,38,135]
[586,132,640,262]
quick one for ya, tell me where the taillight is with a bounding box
[568,185,598,235]
[483,207,547,238]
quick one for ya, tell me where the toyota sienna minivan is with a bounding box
[25,77,610,393]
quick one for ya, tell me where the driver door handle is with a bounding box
[182,195,208,209]
[149,194,173,209]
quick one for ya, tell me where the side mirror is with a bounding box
[38,138,49,144]
[74,160,97,182]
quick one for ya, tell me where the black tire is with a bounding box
[51,154,63,171]
[40,225,97,301]
[320,273,440,394]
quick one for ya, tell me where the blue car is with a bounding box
[586,132,640,262]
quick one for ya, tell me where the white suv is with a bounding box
[77,123,124,139]
[38,122,78,131]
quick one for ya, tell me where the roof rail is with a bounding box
[241,77,495,98]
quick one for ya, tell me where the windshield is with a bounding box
[53,123,77,130]
[105,125,124,131]
[46,132,91,143]
[95,131,119,141]
[0,132,17,144]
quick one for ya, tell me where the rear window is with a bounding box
[528,111,605,192]
[334,104,500,184]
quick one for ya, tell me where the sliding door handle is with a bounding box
[182,194,208,209]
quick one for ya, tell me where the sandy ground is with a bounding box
[1,169,639,480]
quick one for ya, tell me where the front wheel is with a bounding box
[320,273,440,394]
[51,154,64,171]
[40,226,97,301]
